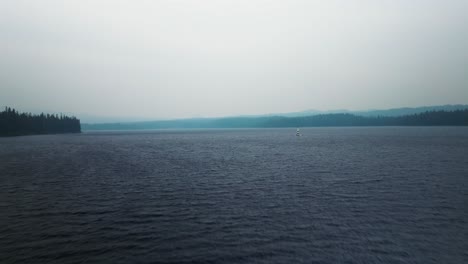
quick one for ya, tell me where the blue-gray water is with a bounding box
[1,127,467,263]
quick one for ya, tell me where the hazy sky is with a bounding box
[1,0,467,120]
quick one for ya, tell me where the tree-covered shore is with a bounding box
[0,107,81,137]
[83,110,468,130]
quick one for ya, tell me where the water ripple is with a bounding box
[1,127,467,263]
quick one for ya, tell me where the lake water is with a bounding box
[1,127,467,263]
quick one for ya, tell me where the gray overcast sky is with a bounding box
[1,0,467,120]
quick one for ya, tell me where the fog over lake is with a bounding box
[1,1,468,120]
[1,1,468,263]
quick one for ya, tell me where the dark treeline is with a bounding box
[257,110,468,127]
[0,107,81,136]
[82,110,468,130]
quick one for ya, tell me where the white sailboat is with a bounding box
[296,128,301,137]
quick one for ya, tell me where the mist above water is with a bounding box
[1,1,467,119]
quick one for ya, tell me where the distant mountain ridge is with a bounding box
[354,104,468,117]
[82,106,468,130]
[80,104,468,124]
[261,104,468,118]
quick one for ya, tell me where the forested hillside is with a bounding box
[83,110,468,130]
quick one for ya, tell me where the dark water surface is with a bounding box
[1,127,467,263]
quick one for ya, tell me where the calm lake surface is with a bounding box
[1,127,467,263]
